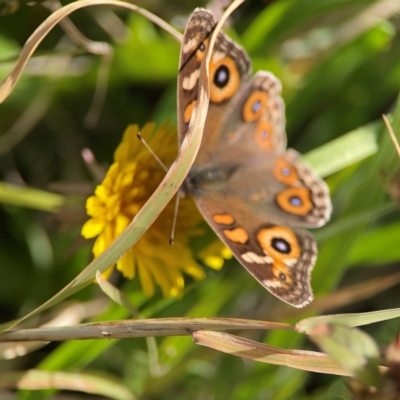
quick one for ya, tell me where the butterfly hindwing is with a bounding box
[194,193,317,307]
[212,149,331,228]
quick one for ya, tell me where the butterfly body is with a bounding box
[178,8,331,308]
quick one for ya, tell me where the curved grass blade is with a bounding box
[0,370,135,400]
[96,271,138,317]
[193,330,350,376]
[0,0,182,103]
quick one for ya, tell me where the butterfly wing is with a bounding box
[194,189,317,308]
[191,149,329,307]
[219,148,331,228]
[177,8,251,147]
[191,70,287,170]
[178,8,332,307]
[188,69,331,229]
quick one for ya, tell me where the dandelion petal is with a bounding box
[81,218,105,238]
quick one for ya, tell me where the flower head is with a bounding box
[82,122,229,298]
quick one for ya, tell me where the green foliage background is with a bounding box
[1,0,400,398]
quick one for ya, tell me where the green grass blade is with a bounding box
[297,308,400,332]
[302,122,379,178]
[0,182,64,212]
[309,324,380,385]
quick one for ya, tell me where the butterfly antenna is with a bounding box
[137,132,169,172]
[170,190,181,245]
[137,131,182,245]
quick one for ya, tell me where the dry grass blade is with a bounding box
[44,0,112,54]
[0,299,107,360]
[84,49,113,129]
[45,0,116,129]
[0,370,135,400]
[334,0,400,47]
[96,271,161,376]
[383,114,400,158]
[0,0,182,103]
[0,88,53,155]
[0,318,292,342]
[96,271,138,316]
[193,331,351,376]
[46,0,115,129]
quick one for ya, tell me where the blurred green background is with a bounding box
[1,0,400,398]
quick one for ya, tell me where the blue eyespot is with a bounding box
[289,196,302,207]
[214,65,229,88]
[282,167,290,176]
[261,129,268,139]
[252,100,261,113]
[271,237,291,254]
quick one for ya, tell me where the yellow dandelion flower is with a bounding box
[82,122,229,298]
[199,240,233,271]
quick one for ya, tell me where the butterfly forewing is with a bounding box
[178,8,251,146]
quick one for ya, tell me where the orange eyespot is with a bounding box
[213,213,235,225]
[271,261,292,284]
[242,91,268,123]
[255,120,273,151]
[184,100,196,124]
[273,156,298,185]
[196,39,209,62]
[209,57,240,103]
[223,227,249,244]
[276,187,313,215]
[257,226,300,261]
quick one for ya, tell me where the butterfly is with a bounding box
[177,8,331,308]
